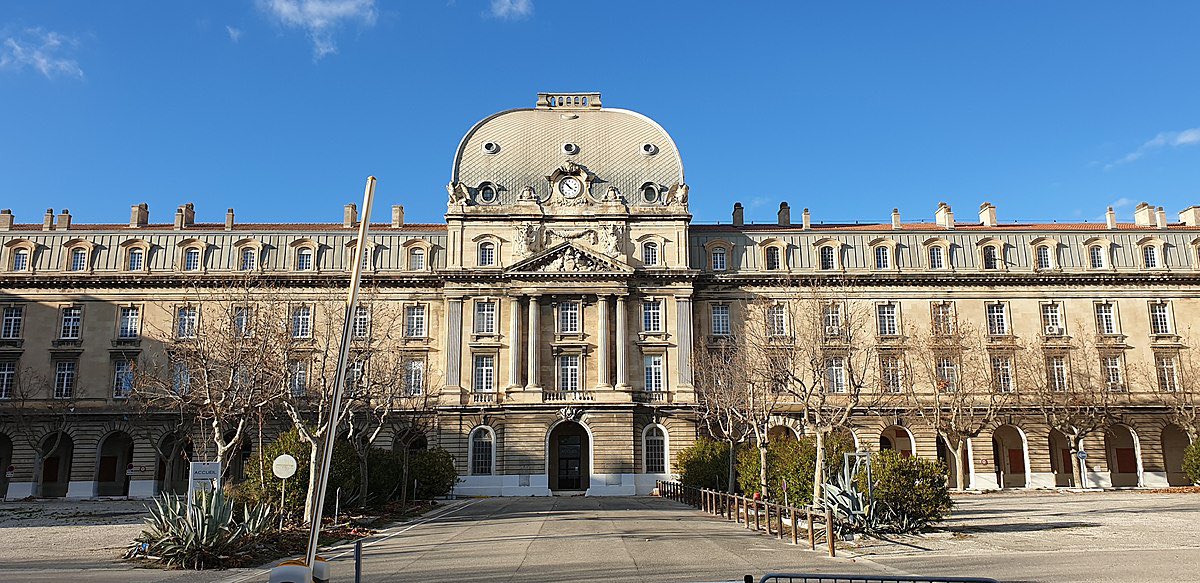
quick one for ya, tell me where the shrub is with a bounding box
[129,490,275,569]
[1184,439,1200,485]
[410,448,458,499]
[862,449,952,530]
[676,437,733,490]
[735,433,856,501]
[230,429,357,516]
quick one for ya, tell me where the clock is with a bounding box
[558,176,582,198]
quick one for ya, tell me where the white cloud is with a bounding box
[1107,127,1200,169]
[489,0,534,20]
[1110,197,1134,209]
[226,25,243,43]
[257,0,377,60]
[0,28,83,79]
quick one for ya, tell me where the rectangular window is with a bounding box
[985,303,1008,336]
[711,304,731,336]
[824,356,847,393]
[823,303,842,332]
[990,355,1014,393]
[935,357,958,392]
[644,354,664,392]
[60,306,82,340]
[1157,354,1180,392]
[1040,303,1063,335]
[1102,355,1124,390]
[1095,303,1117,335]
[558,354,580,391]
[232,306,251,338]
[931,302,954,336]
[1,306,22,339]
[288,360,307,396]
[0,361,15,399]
[176,306,198,339]
[184,249,201,271]
[127,249,143,271]
[1143,245,1159,268]
[767,304,787,337]
[12,249,29,271]
[352,306,370,339]
[118,306,140,339]
[347,359,366,388]
[404,359,425,395]
[880,355,903,393]
[474,301,497,334]
[240,248,256,271]
[112,359,134,398]
[71,249,89,271]
[642,300,662,333]
[171,361,190,394]
[558,301,580,334]
[405,305,426,338]
[876,303,898,337]
[1149,302,1172,335]
[928,246,945,270]
[473,354,495,393]
[711,249,727,271]
[292,306,312,338]
[54,361,76,398]
[1047,356,1069,391]
[296,249,313,271]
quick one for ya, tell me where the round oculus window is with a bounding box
[481,142,500,154]
[641,184,660,204]
[562,143,580,155]
[478,184,498,204]
[641,143,659,156]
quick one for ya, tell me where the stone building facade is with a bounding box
[0,92,1195,499]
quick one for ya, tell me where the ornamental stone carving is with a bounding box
[514,223,545,258]
[600,223,626,257]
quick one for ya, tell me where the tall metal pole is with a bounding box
[304,176,376,568]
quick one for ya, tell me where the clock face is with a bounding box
[559,177,582,198]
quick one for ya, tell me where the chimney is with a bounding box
[1106,206,1117,230]
[1156,206,1167,229]
[935,202,955,229]
[801,208,811,230]
[225,208,235,231]
[181,203,195,228]
[777,202,791,226]
[173,208,184,230]
[1133,202,1154,226]
[979,202,997,227]
[0,209,13,231]
[344,203,358,229]
[732,202,744,227]
[891,208,902,230]
[391,205,405,228]
[129,203,149,228]
[1179,206,1200,227]
[42,208,54,231]
[56,209,71,230]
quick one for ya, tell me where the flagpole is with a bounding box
[303,175,376,570]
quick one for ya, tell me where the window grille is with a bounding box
[409,248,425,270]
[1102,356,1124,390]
[1,307,22,339]
[0,361,16,399]
[643,242,659,266]
[60,307,82,340]
[240,248,256,270]
[928,246,945,269]
[405,360,425,395]
[112,359,134,398]
[176,306,198,338]
[765,246,781,270]
[1150,302,1171,335]
[559,301,580,334]
[288,361,307,396]
[473,354,495,393]
[352,306,370,339]
[12,249,29,271]
[991,355,1014,392]
[986,303,1008,336]
[1156,355,1179,392]
[876,304,898,336]
[982,246,999,270]
[127,248,144,271]
[475,301,497,334]
[1143,245,1159,268]
[819,246,835,270]
[1036,245,1051,269]
[558,354,580,391]
[767,305,787,337]
[405,305,426,338]
[824,356,847,393]
[1089,245,1104,269]
[296,248,313,271]
[644,354,664,392]
[71,248,88,271]
[642,300,662,333]
[1047,356,1069,391]
[711,304,731,336]
[1094,303,1117,335]
[935,357,958,392]
[880,356,903,393]
[931,302,954,336]
[874,246,890,269]
[292,306,312,338]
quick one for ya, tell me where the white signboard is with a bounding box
[188,461,221,504]
[272,454,298,479]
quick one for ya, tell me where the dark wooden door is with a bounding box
[557,435,581,490]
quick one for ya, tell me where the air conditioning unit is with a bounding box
[825,325,841,337]
[1044,325,1062,336]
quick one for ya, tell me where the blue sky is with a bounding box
[2,1,1198,226]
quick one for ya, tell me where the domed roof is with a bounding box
[450,93,684,206]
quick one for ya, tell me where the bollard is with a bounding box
[354,539,362,583]
[776,505,784,540]
[807,508,815,550]
[825,507,835,558]
[790,506,798,545]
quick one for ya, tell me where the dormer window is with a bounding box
[184,248,201,271]
[710,247,727,271]
[478,242,496,267]
[819,246,835,270]
[982,245,999,270]
[409,248,426,270]
[127,248,144,271]
[12,249,30,271]
[642,242,659,266]
[1142,246,1158,268]
[640,183,660,204]
[765,246,781,270]
[1035,245,1051,270]
[874,246,891,270]
[239,247,256,271]
[1089,245,1105,269]
[70,248,88,272]
[296,248,313,271]
[478,183,498,204]
[928,246,945,269]
[360,246,373,270]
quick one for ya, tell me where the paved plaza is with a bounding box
[1,491,1198,582]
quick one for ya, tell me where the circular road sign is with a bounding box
[272,454,298,479]
[1076,450,1088,460]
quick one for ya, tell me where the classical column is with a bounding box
[597,295,611,388]
[445,298,463,389]
[676,296,693,387]
[615,295,629,389]
[526,294,542,390]
[508,295,522,389]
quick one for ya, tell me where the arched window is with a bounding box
[70,248,88,272]
[296,248,313,271]
[928,246,945,269]
[469,426,494,476]
[1089,245,1105,269]
[818,246,835,270]
[710,247,726,271]
[982,245,999,270]
[184,248,201,271]
[1035,245,1051,270]
[1143,245,1159,268]
[643,425,666,474]
[874,246,890,270]
[409,247,425,270]
[12,248,30,271]
[240,247,256,271]
[478,242,496,267]
[127,248,144,271]
[765,246,781,270]
[642,241,659,266]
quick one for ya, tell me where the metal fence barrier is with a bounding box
[759,575,999,583]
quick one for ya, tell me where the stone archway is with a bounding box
[767,425,799,442]
[95,431,135,496]
[1105,424,1142,487]
[879,425,914,457]
[1048,428,1076,487]
[547,420,590,492]
[155,434,192,495]
[990,425,1028,489]
[1161,424,1191,486]
[37,432,74,498]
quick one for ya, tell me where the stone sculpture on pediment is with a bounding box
[518,186,539,203]
[544,228,598,248]
[600,223,626,257]
[664,183,689,206]
[446,182,470,206]
[535,246,602,273]
[514,223,546,258]
[602,186,624,203]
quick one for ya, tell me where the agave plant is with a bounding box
[822,463,871,534]
[129,490,276,569]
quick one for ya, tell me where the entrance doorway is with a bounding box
[990,425,1027,488]
[548,421,589,491]
[95,432,135,496]
[1162,424,1191,486]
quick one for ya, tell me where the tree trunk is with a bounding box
[1072,432,1086,489]
[726,439,737,493]
[758,441,769,498]
[812,430,825,506]
[955,439,969,491]
[304,442,319,523]
[358,449,369,509]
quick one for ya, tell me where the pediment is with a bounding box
[506,242,633,275]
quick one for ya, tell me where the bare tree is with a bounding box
[1136,327,1200,441]
[0,366,77,495]
[692,338,752,492]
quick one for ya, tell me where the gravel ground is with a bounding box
[0,499,149,568]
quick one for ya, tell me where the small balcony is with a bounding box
[470,391,498,404]
[543,390,594,402]
[634,390,667,403]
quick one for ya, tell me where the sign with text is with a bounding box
[188,461,221,504]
